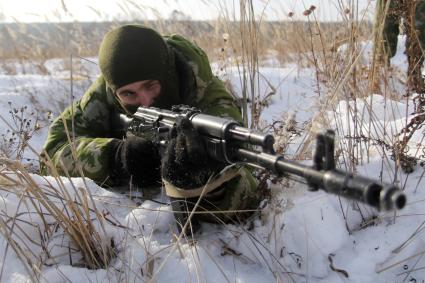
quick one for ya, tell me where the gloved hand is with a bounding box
[161,118,224,189]
[110,136,161,187]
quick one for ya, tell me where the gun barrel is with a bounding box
[320,170,406,211]
[236,148,406,211]
[228,126,275,150]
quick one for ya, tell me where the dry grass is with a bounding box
[0,0,424,281]
[0,20,371,65]
[0,158,115,271]
[0,99,115,279]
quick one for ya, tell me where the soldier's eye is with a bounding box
[118,91,135,98]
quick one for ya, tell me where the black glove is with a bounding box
[161,118,224,189]
[162,118,226,237]
[110,136,161,187]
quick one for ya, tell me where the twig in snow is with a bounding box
[328,253,349,278]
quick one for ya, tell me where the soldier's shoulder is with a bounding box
[80,75,111,110]
[165,34,204,53]
[165,34,213,86]
[165,35,209,65]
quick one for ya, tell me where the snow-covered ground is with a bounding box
[0,36,424,282]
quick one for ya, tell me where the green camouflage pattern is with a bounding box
[377,0,399,58]
[376,0,425,58]
[416,1,425,47]
[41,34,260,219]
[197,167,260,223]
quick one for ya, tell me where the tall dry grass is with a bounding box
[0,0,423,281]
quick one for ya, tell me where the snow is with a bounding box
[0,35,424,283]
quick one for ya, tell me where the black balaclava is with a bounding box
[98,25,181,113]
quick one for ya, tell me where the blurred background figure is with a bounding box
[373,0,425,94]
[373,0,425,173]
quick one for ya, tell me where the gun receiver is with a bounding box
[122,105,406,211]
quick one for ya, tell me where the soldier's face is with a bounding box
[116,80,161,107]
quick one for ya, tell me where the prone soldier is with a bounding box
[41,25,262,231]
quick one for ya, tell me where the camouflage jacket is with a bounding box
[41,35,259,208]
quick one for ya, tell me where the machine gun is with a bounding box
[121,105,406,212]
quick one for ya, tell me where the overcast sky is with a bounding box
[0,0,376,22]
